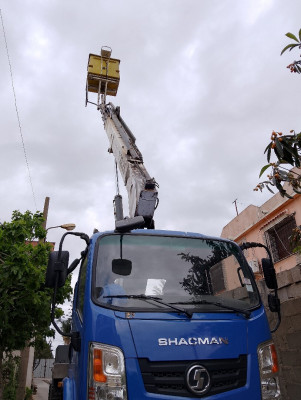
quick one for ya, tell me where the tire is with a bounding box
[48,383,63,400]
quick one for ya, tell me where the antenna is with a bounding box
[233,199,239,216]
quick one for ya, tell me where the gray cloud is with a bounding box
[3,0,301,350]
[1,0,300,248]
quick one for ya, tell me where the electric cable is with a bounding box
[1,9,37,209]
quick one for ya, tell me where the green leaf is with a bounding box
[285,32,299,42]
[274,178,284,191]
[280,43,299,55]
[264,143,271,154]
[283,191,293,199]
[267,146,271,163]
[265,185,275,194]
[275,138,284,157]
[282,139,297,155]
[294,144,301,167]
[282,149,294,165]
[281,142,298,165]
[259,164,271,178]
[299,28,301,41]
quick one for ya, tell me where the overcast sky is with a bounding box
[1,0,300,347]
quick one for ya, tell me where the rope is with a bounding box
[1,9,37,209]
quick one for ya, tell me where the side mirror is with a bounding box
[45,251,69,288]
[261,258,278,290]
[268,293,280,313]
[112,259,132,276]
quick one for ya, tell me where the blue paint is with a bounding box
[62,230,272,399]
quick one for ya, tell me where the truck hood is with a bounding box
[124,313,248,361]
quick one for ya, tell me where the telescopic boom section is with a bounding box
[101,103,158,228]
[86,47,158,229]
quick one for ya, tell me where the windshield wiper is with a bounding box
[171,299,251,319]
[103,294,193,318]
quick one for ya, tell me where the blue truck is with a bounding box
[45,48,282,400]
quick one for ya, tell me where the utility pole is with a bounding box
[42,196,50,229]
[39,197,50,244]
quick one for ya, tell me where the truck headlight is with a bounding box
[257,340,281,399]
[88,343,127,400]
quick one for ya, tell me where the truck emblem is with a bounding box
[186,365,210,395]
[158,337,229,346]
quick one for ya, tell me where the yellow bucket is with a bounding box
[87,53,120,96]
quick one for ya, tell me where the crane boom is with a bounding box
[86,47,158,229]
[100,102,158,228]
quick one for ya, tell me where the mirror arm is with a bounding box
[240,242,282,333]
[270,308,281,333]
[58,232,69,259]
[67,259,80,275]
[58,232,90,259]
[67,247,89,275]
[47,232,89,351]
[237,267,245,287]
[52,233,90,326]
[240,241,273,262]
[270,286,281,333]
[50,274,67,336]
[50,273,81,349]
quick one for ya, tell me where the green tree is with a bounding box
[60,316,72,344]
[255,129,301,198]
[281,29,301,73]
[34,336,53,360]
[0,210,72,398]
[256,30,301,198]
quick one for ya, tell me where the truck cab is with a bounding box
[57,229,281,400]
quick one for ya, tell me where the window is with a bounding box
[93,234,259,312]
[264,215,296,263]
[210,262,226,294]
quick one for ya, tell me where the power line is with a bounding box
[0,9,37,209]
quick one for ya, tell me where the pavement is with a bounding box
[32,378,50,400]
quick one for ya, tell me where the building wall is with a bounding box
[221,185,301,400]
[257,265,301,400]
[221,190,301,274]
[33,359,54,379]
[16,346,34,400]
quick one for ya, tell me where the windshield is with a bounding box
[93,234,260,313]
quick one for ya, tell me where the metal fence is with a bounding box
[33,359,54,378]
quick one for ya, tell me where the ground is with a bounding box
[33,378,50,400]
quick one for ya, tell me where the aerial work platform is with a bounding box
[86,46,120,106]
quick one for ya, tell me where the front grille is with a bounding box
[138,355,247,397]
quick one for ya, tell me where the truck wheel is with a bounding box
[48,383,63,400]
